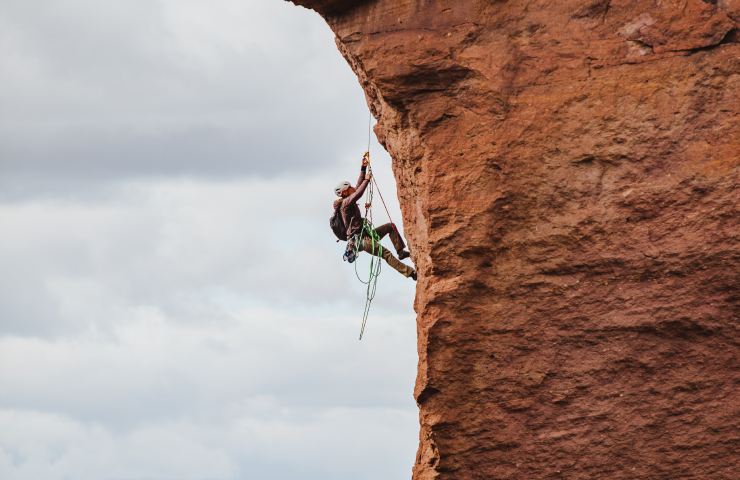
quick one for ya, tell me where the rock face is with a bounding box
[289,1,739,478]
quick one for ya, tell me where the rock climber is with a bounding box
[331,153,417,280]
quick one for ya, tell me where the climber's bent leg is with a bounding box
[373,223,406,254]
[360,236,415,278]
[381,247,416,278]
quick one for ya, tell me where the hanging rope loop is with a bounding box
[352,113,384,340]
[354,167,382,340]
[353,110,402,340]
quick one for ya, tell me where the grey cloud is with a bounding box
[0,121,344,180]
[0,0,369,197]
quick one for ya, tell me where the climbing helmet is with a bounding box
[334,181,352,196]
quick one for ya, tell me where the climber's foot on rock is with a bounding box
[410,270,417,281]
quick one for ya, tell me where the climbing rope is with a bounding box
[353,112,386,340]
[354,166,383,340]
[371,176,395,227]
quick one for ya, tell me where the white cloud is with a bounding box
[0,409,239,480]
[0,403,417,480]
[0,304,418,416]
[0,306,418,479]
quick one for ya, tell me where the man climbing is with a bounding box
[332,153,417,280]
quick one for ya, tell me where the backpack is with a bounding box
[330,201,348,241]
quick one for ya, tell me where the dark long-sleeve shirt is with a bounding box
[338,166,369,238]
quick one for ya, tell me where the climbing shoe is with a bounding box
[343,249,356,263]
[398,249,411,260]
[410,270,417,281]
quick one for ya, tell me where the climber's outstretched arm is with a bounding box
[355,153,369,187]
[346,177,369,205]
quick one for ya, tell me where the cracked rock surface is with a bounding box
[288,1,739,478]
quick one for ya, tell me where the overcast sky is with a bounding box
[0,1,419,479]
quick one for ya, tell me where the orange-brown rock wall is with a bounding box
[289,1,739,478]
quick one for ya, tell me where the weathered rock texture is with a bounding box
[289,1,739,478]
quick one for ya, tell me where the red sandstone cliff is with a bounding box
[288,1,740,478]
